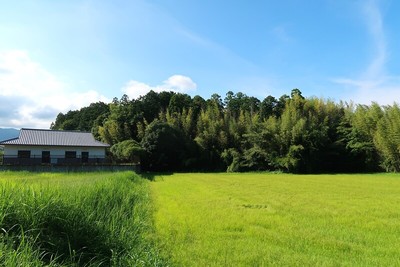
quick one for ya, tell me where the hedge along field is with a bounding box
[0,171,167,266]
[151,173,400,266]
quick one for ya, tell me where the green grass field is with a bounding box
[151,173,400,266]
[0,171,167,266]
[2,171,400,266]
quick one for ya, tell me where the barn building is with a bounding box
[0,128,109,165]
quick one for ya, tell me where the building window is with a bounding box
[65,151,76,159]
[18,150,31,158]
[42,151,50,164]
[81,152,89,163]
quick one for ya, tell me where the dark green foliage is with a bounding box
[224,91,260,119]
[337,103,382,172]
[139,90,173,122]
[260,95,277,119]
[51,102,109,131]
[195,99,227,171]
[374,104,400,171]
[141,120,188,171]
[110,139,144,163]
[50,89,400,173]
[168,93,192,113]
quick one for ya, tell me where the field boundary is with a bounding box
[0,164,140,172]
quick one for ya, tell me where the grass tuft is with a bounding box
[0,171,168,266]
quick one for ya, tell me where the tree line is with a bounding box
[50,89,400,173]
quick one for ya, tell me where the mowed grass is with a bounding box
[151,173,400,266]
[0,171,167,266]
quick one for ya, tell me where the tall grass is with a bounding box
[0,171,167,266]
[151,173,400,266]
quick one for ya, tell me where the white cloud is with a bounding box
[333,0,400,105]
[122,74,197,99]
[163,75,197,92]
[0,50,109,128]
[121,80,153,100]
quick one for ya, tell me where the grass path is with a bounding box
[151,173,400,266]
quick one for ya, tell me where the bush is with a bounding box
[141,120,187,171]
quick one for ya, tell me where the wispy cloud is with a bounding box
[333,0,400,105]
[0,50,109,128]
[176,26,258,71]
[272,25,293,44]
[177,28,218,51]
[363,0,386,78]
[122,75,197,100]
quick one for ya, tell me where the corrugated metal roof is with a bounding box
[0,128,109,147]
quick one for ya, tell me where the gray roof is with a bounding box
[0,128,109,147]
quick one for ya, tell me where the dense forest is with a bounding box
[50,89,400,173]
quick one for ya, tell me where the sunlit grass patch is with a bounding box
[151,173,400,266]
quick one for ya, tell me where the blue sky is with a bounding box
[1,0,400,128]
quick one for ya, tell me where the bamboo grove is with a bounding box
[51,89,400,173]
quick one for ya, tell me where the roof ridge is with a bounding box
[21,128,92,134]
[1,129,109,147]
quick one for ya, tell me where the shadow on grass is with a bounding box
[141,172,173,181]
